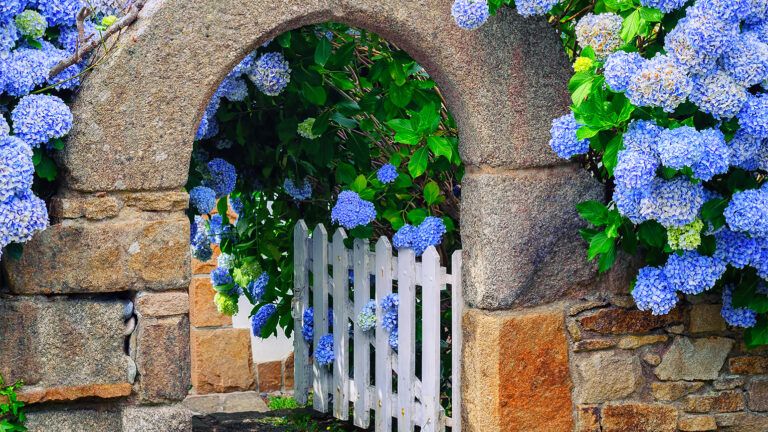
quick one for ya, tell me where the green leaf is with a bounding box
[388,60,407,86]
[350,175,367,193]
[603,135,622,175]
[389,83,413,108]
[569,71,595,105]
[576,126,600,140]
[387,119,421,145]
[620,10,643,43]
[639,7,664,22]
[598,241,617,273]
[301,82,327,105]
[407,147,429,178]
[335,162,356,185]
[701,198,728,231]
[426,136,453,160]
[50,138,65,151]
[407,208,428,225]
[314,37,332,66]
[33,153,57,181]
[588,231,615,261]
[746,316,768,349]
[277,32,291,48]
[423,181,442,205]
[637,221,667,249]
[577,200,610,226]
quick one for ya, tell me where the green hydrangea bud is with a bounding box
[214,293,239,316]
[573,57,594,73]
[102,15,118,27]
[667,218,704,251]
[297,118,320,140]
[15,10,47,39]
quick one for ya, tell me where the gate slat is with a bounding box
[332,229,350,420]
[312,224,330,413]
[421,247,441,432]
[353,239,371,428]
[397,248,416,431]
[451,251,463,432]
[292,221,311,405]
[375,238,393,431]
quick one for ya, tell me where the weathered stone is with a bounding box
[747,380,768,411]
[667,324,686,334]
[135,316,191,402]
[651,381,705,401]
[568,301,608,316]
[679,415,718,431]
[134,291,189,317]
[49,197,86,219]
[191,244,220,274]
[221,391,269,413]
[283,352,294,390]
[462,307,573,432]
[257,361,283,393]
[190,277,231,327]
[25,407,122,431]
[601,403,677,432]
[684,391,745,413]
[655,337,733,381]
[576,405,600,432]
[191,328,255,394]
[0,297,132,393]
[573,339,616,352]
[714,377,745,390]
[122,405,193,432]
[579,307,684,335]
[643,353,662,366]
[17,383,132,404]
[716,413,768,431]
[83,196,122,219]
[690,304,727,333]
[567,320,583,341]
[462,168,605,309]
[618,334,668,349]
[3,215,190,294]
[573,350,642,403]
[122,191,189,211]
[730,356,768,375]
[183,393,225,414]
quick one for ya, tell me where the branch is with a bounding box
[48,0,147,79]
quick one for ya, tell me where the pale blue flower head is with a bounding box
[575,13,624,58]
[663,251,726,295]
[189,186,216,214]
[721,285,757,328]
[639,177,705,227]
[283,178,312,200]
[331,191,376,230]
[377,164,398,184]
[689,70,748,120]
[251,304,277,337]
[11,94,73,147]
[315,334,335,366]
[632,266,678,315]
[0,136,34,203]
[451,0,489,30]
[515,0,559,17]
[725,188,768,238]
[0,191,49,247]
[657,126,704,170]
[549,113,589,159]
[206,158,237,197]
[639,0,687,12]
[691,128,730,181]
[626,54,692,112]
[721,32,768,88]
[739,93,768,139]
[714,228,761,268]
[604,51,645,92]
[623,119,662,156]
[614,149,659,191]
[248,52,291,96]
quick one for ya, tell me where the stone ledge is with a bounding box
[12,383,132,404]
[135,291,189,317]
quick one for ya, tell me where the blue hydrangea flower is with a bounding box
[11,94,73,147]
[36,0,82,26]
[331,191,376,230]
[357,300,377,332]
[575,13,624,58]
[315,334,335,366]
[0,0,25,23]
[622,119,662,156]
[451,0,490,30]
[626,54,692,112]
[216,75,249,102]
[189,186,216,214]
[190,216,213,261]
[613,184,648,224]
[251,304,277,337]
[639,0,687,12]
[663,251,726,295]
[604,51,645,92]
[232,51,258,76]
[302,307,314,342]
[614,149,659,191]
[691,128,730,181]
[414,216,447,256]
[632,266,678,315]
[3,48,49,97]
[380,293,399,333]
[393,224,418,250]
[721,33,768,88]
[714,228,761,269]
[753,238,768,279]
[377,164,398,184]
[210,266,233,287]
[0,115,8,138]
[247,272,269,301]
[0,191,49,247]
[689,70,748,120]
[515,0,559,17]
[217,253,234,270]
[248,52,291,96]
[195,96,221,140]
[0,136,34,203]
[725,188,768,238]
[229,196,243,215]
[657,126,704,170]
[639,177,705,228]
[389,327,399,350]
[746,20,768,43]
[283,178,312,200]
[664,15,735,74]
[0,21,19,52]
[206,158,237,197]
[728,129,763,170]
[549,113,589,159]
[739,93,768,139]
[57,22,97,55]
[721,285,758,328]
[689,0,753,23]
[207,214,224,244]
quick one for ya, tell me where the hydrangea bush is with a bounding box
[455,0,768,346]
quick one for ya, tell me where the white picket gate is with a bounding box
[292,221,463,431]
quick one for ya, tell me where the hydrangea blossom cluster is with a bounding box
[190,216,213,261]
[302,307,315,343]
[549,113,589,159]
[247,52,291,97]
[357,300,377,332]
[331,191,376,230]
[283,178,312,201]
[251,304,277,336]
[214,292,239,316]
[377,164,398,184]
[189,186,217,214]
[392,217,447,256]
[247,272,269,301]
[206,158,238,197]
[515,0,559,17]
[450,0,490,30]
[315,334,335,366]
[574,13,624,58]
[381,293,399,350]
[297,118,320,139]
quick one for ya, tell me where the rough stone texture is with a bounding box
[578,307,684,334]
[122,191,189,211]
[25,407,122,431]
[17,383,132,404]
[576,405,601,432]
[748,380,768,411]
[643,352,662,366]
[716,413,768,431]
[462,168,606,309]
[689,304,727,333]
[283,352,294,390]
[257,361,282,392]
[684,391,745,413]
[135,291,189,317]
[617,334,668,349]
[572,350,642,403]
[49,195,122,220]
[462,307,573,432]
[62,0,572,192]
[122,405,193,432]
[0,297,132,393]
[601,403,678,432]
[655,337,734,381]
[191,328,255,394]
[573,339,616,352]
[190,277,232,327]
[3,214,190,294]
[714,377,745,390]
[679,415,718,431]
[135,315,191,402]
[184,392,269,414]
[651,381,705,401]
[730,356,768,375]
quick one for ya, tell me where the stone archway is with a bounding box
[2,1,607,430]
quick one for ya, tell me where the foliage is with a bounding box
[267,395,301,411]
[0,374,26,432]
[460,0,768,345]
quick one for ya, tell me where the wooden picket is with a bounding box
[293,222,463,431]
